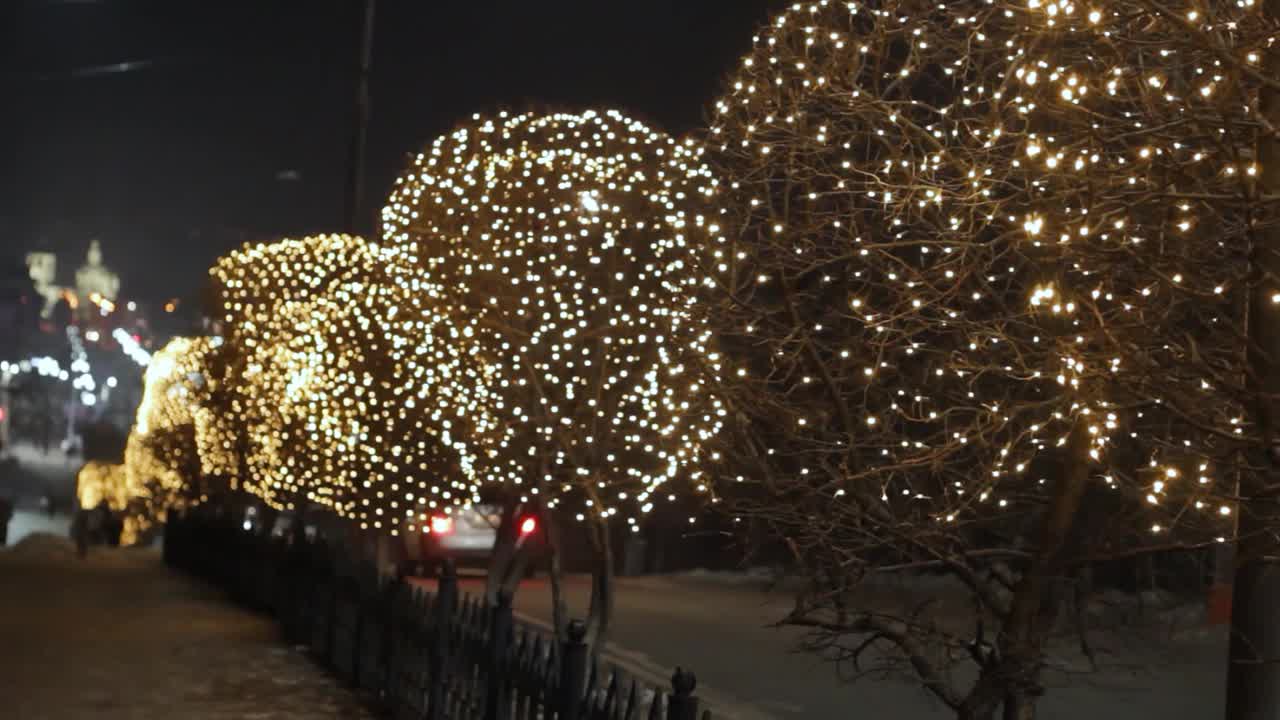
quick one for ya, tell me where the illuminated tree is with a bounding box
[122,337,218,542]
[702,1,1278,717]
[210,235,373,514]
[77,460,129,512]
[77,460,158,546]
[382,109,727,641]
[208,234,470,533]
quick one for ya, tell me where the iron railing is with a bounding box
[164,510,713,720]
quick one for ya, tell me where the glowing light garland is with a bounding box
[113,328,151,367]
[0,357,67,381]
[75,460,156,545]
[77,460,130,512]
[65,325,97,407]
[88,3,1270,601]
[699,0,1275,552]
[381,110,727,529]
[687,0,1280,711]
[121,337,219,538]
[208,234,469,529]
[0,325,147,411]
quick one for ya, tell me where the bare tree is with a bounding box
[701,1,1279,717]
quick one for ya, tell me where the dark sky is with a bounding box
[4,0,780,305]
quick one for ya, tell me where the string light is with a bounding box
[104,2,1261,574]
[702,0,1256,564]
[381,110,727,526]
[114,338,219,543]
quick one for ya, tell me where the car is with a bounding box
[405,504,544,578]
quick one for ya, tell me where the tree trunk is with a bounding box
[584,518,616,663]
[1225,518,1280,720]
[485,495,520,603]
[1225,14,1280,718]
[544,506,569,642]
[499,544,531,597]
[960,419,1092,720]
[1002,692,1035,720]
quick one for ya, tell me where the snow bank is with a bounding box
[2,532,76,562]
[678,566,778,584]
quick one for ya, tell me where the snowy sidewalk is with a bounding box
[0,534,372,720]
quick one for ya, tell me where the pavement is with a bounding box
[0,534,372,720]
[0,443,370,719]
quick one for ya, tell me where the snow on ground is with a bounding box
[0,534,372,720]
[1,442,79,507]
[2,441,79,547]
[420,571,1231,719]
[7,509,73,547]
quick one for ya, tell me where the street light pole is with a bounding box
[343,0,376,234]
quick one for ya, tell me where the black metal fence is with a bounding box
[163,510,713,720]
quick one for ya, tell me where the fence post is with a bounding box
[350,574,364,688]
[377,574,400,709]
[559,620,589,720]
[162,510,174,566]
[316,540,337,667]
[283,535,309,645]
[382,574,409,715]
[257,533,272,610]
[484,592,514,720]
[667,668,699,720]
[426,559,459,720]
[324,576,338,668]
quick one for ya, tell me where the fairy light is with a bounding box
[77,461,129,512]
[381,109,726,526]
[113,328,152,367]
[92,1,1260,566]
[77,460,155,548]
[702,0,1255,563]
[119,337,218,543]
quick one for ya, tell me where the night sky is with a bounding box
[5,0,781,305]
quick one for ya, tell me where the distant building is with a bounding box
[75,239,121,304]
[26,239,121,319]
[24,251,59,318]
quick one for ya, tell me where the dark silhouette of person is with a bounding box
[70,504,92,556]
[93,501,112,546]
[108,511,123,547]
[71,509,89,558]
[0,496,13,546]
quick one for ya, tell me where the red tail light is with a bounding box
[429,516,454,535]
[519,517,537,536]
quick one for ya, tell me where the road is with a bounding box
[422,570,1229,720]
